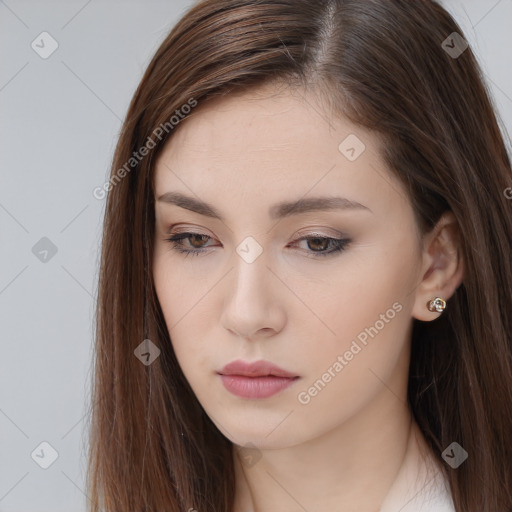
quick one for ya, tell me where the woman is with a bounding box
[87,1,512,511]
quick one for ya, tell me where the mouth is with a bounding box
[217,359,300,399]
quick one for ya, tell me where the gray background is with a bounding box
[1,1,511,510]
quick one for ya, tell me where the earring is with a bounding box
[427,297,446,313]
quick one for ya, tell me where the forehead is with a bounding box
[153,83,407,221]
[157,83,369,168]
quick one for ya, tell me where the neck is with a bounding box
[232,390,425,512]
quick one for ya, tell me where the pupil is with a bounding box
[308,238,328,251]
[190,234,207,248]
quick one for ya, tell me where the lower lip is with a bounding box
[219,374,299,399]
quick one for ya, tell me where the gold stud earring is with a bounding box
[427,297,446,313]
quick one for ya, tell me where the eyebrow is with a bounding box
[156,191,372,221]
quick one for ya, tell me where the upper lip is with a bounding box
[218,359,298,378]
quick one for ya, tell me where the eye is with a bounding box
[289,235,351,258]
[165,231,350,259]
[165,232,215,257]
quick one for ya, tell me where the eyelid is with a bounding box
[293,227,348,239]
[297,229,337,237]
[165,229,351,260]
[167,226,346,242]
[166,224,213,235]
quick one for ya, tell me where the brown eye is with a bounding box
[188,234,210,248]
[307,237,329,252]
[290,235,351,258]
[165,232,216,257]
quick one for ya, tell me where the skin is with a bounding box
[152,82,464,512]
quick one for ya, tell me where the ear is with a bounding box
[412,211,464,321]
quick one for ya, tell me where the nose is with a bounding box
[220,248,286,340]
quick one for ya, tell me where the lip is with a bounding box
[219,359,298,378]
[218,359,300,399]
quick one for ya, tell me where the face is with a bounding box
[152,82,425,449]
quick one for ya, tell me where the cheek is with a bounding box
[152,250,215,378]
[287,283,413,443]
[298,241,416,341]
[153,246,205,328]
[293,241,417,394]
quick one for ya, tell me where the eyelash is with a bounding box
[165,232,351,258]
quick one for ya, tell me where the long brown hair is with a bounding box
[86,1,512,510]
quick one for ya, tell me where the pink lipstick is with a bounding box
[218,360,300,399]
